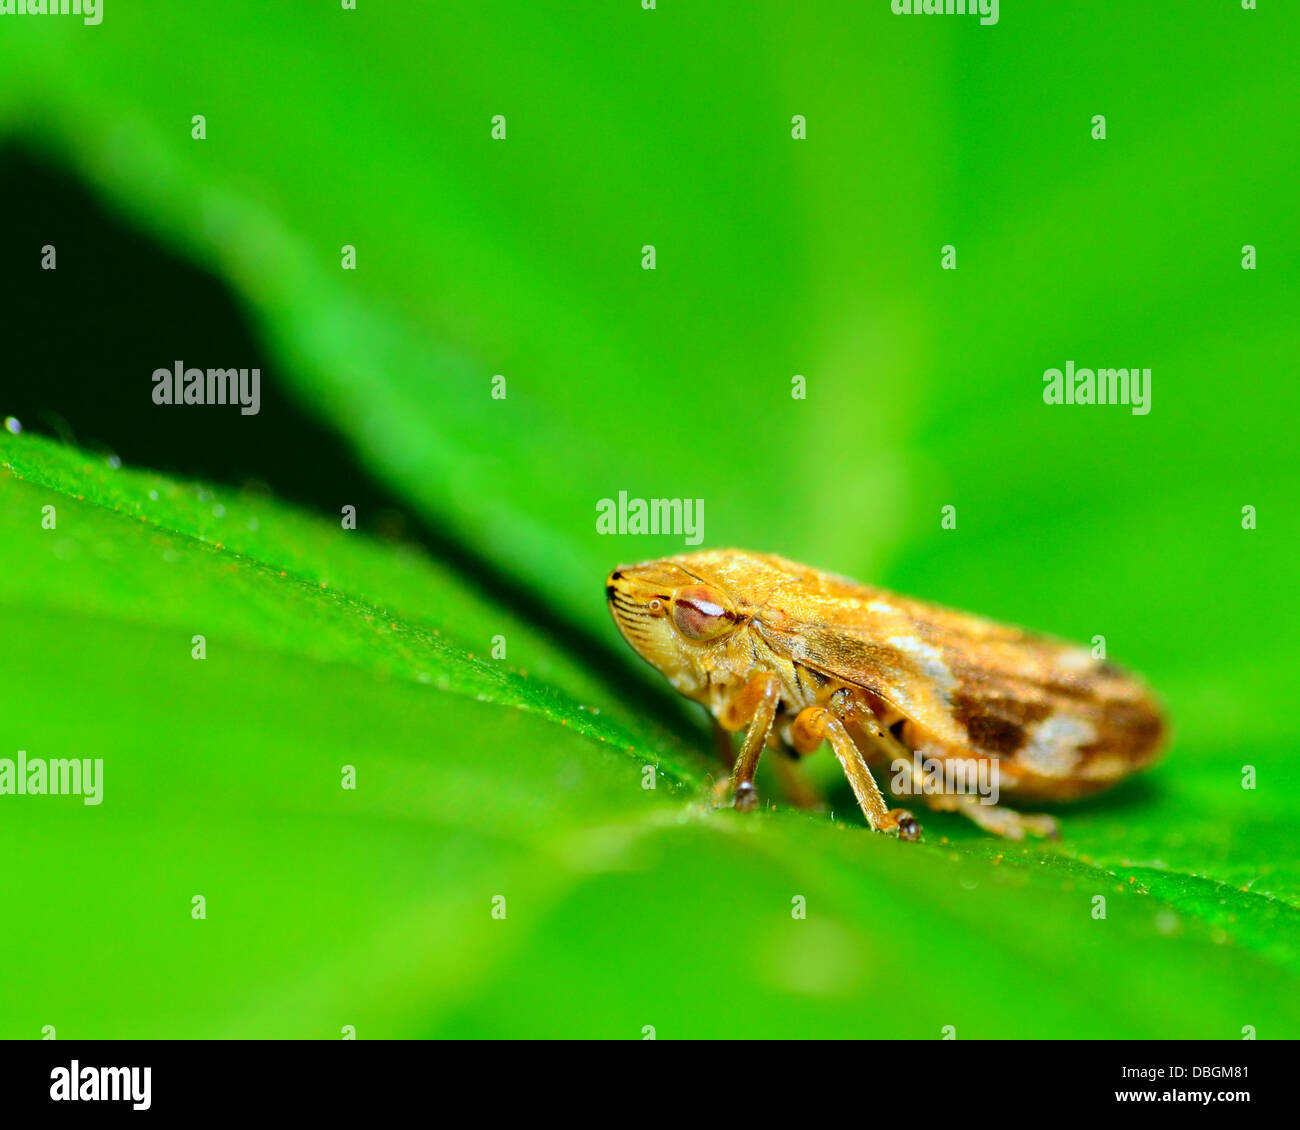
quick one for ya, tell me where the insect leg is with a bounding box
[716,712,822,810]
[890,722,1060,841]
[946,799,1060,840]
[718,672,780,811]
[790,703,919,840]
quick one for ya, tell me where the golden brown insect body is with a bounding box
[607,550,1165,840]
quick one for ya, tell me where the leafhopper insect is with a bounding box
[607,550,1165,840]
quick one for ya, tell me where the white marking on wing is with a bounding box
[1020,715,1094,776]
[887,634,956,701]
[1055,649,1097,674]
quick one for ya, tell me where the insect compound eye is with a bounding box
[670,585,737,642]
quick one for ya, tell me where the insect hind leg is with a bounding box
[945,797,1059,840]
[715,673,782,811]
[889,722,1060,841]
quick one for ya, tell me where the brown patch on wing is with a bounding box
[950,689,1052,755]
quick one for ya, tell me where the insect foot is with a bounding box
[957,799,1060,841]
[1019,812,1060,840]
[884,808,922,842]
[709,774,758,813]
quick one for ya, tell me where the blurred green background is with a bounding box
[0,2,1296,1038]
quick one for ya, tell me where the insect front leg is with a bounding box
[790,692,920,840]
[715,716,824,811]
[717,672,781,811]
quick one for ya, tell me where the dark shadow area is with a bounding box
[1042,774,1164,818]
[0,143,701,745]
[0,144,403,518]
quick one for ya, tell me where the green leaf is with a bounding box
[2,433,1296,1038]
[1,2,1296,1039]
